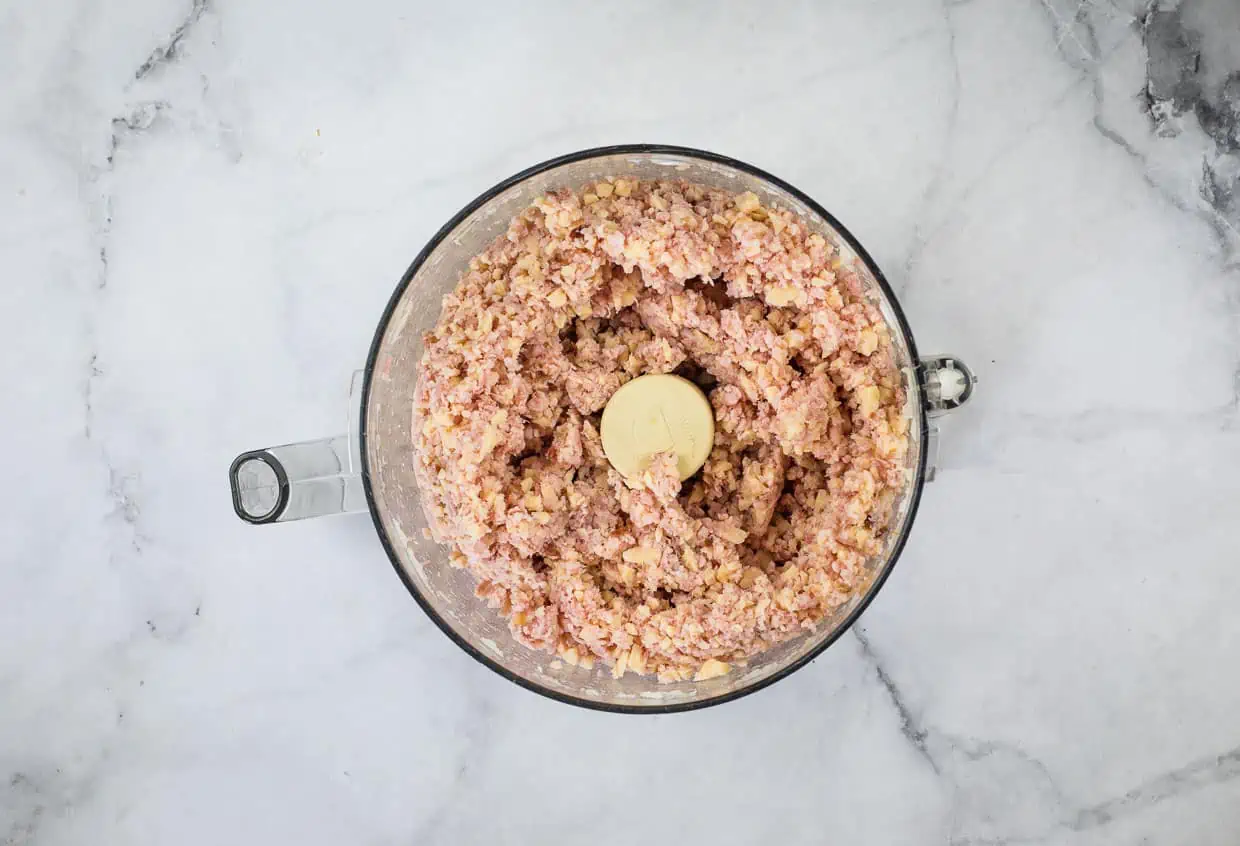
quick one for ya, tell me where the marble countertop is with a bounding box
[4,0,1240,843]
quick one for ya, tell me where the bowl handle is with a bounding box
[229,371,366,524]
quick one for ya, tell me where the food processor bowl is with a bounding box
[230,145,975,713]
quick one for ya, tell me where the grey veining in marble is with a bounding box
[2,1,1240,844]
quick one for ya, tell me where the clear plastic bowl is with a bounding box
[233,145,974,713]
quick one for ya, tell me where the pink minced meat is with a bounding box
[413,179,909,682]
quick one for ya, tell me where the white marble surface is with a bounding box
[3,0,1240,843]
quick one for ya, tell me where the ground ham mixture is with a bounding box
[413,178,910,683]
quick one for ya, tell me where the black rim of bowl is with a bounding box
[359,144,929,714]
